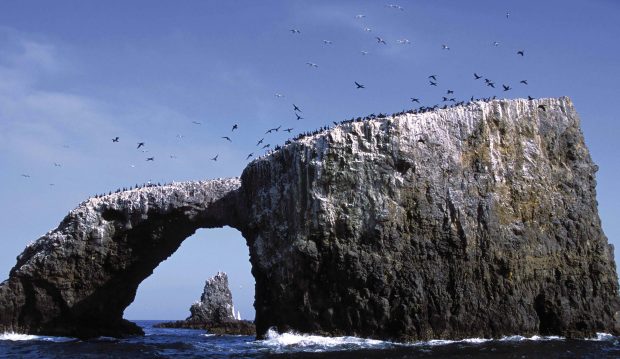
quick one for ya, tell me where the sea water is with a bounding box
[1,321,619,358]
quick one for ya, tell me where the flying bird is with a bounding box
[323,40,333,45]
[211,154,218,161]
[360,50,369,55]
[284,128,293,133]
[447,89,454,94]
[411,98,420,103]
[137,142,145,149]
[355,14,366,19]
[274,93,284,98]
[493,41,500,47]
[363,27,372,32]
[293,104,301,112]
[487,82,495,88]
[517,50,524,56]
[256,138,264,146]
[21,174,30,178]
[429,81,437,86]
[262,144,271,149]
[290,29,301,34]
[355,81,365,89]
[222,136,232,142]
[474,73,482,79]
[246,153,253,160]
[506,11,510,19]
[528,96,535,101]
[428,75,437,81]
[306,62,319,68]
[146,157,154,161]
[295,113,304,120]
[232,124,238,131]
[396,39,411,45]
[192,121,201,125]
[538,104,547,111]
[265,126,281,134]
[442,44,450,50]
[112,137,119,142]
[502,84,512,91]
[520,80,528,85]
[54,163,61,167]
[376,37,387,44]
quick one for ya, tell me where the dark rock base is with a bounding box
[154,319,256,336]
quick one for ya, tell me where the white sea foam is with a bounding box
[257,328,393,352]
[499,335,563,342]
[586,333,615,341]
[0,332,73,342]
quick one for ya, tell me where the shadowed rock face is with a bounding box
[188,272,236,323]
[0,97,618,341]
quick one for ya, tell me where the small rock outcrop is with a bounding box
[0,97,618,341]
[155,272,255,335]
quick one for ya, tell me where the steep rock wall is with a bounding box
[238,97,620,340]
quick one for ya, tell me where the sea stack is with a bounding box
[0,97,618,341]
[155,272,255,335]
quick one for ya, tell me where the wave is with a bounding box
[256,328,395,352]
[0,332,73,342]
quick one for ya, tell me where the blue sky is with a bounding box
[0,1,618,320]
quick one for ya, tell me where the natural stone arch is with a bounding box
[0,179,243,338]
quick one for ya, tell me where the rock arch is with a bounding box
[0,179,243,338]
[1,98,619,341]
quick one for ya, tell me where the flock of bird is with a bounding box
[21,4,539,187]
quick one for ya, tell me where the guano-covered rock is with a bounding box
[0,97,618,341]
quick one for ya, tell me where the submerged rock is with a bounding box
[155,272,256,335]
[0,97,618,341]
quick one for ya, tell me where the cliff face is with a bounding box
[0,179,240,338]
[0,97,618,341]
[238,97,620,340]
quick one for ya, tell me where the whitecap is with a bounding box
[256,328,393,352]
[586,333,615,341]
[0,332,73,342]
[500,335,564,342]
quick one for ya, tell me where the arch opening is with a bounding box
[124,226,255,322]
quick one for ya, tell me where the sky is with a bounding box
[0,0,618,321]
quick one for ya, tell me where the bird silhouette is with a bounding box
[493,41,500,47]
[442,44,450,50]
[211,154,218,161]
[112,137,119,142]
[21,174,30,178]
[192,121,201,125]
[486,82,495,88]
[246,153,253,160]
[502,84,512,91]
[428,75,437,80]
[296,113,304,120]
[355,81,365,89]
[54,163,61,167]
[262,144,271,149]
[137,142,145,149]
[290,29,300,34]
[293,104,301,112]
[222,136,232,142]
[520,80,528,85]
[284,128,293,133]
[376,37,387,44]
[528,96,535,101]
[429,81,437,86]
[306,62,319,68]
[256,138,264,146]
[360,50,369,55]
[538,104,547,111]
[474,73,482,79]
[411,98,420,103]
[146,157,154,161]
[447,89,454,94]
[323,40,333,45]
[232,124,238,131]
[517,50,524,56]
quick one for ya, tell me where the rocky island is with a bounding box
[155,272,255,335]
[0,97,618,341]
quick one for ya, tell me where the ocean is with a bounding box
[1,320,619,358]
